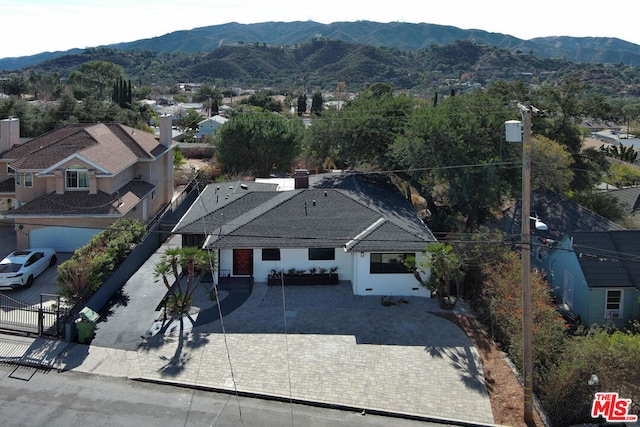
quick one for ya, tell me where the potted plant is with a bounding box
[267,269,283,286]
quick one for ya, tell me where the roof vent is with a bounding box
[240,184,248,190]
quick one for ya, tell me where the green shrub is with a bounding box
[539,328,640,426]
[57,218,145,305]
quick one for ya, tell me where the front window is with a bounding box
[262,248,281,261]
[370,253,412,274]
[24,173,33,188]
[309,248,335,261]
[66,168,89,189]
[605,289,623,319]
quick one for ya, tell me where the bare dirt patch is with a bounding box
[435,312,546,427]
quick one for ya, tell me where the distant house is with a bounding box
[196,115,228,141]
[602,186,640,214]
[0,116,175,252]
[503,188,624,242]
[582,119,622,134]
[172,172,436,296]
[503,188,636,327]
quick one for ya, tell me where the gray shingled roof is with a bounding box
[172,181,280,234]
[504,188,624,240]
[177,174,435,252]
[603,187,640,213]
[571,230,640,290]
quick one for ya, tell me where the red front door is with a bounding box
[233,249,253,276]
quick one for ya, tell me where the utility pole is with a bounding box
[506,102,534,423]
[519,102,534,424]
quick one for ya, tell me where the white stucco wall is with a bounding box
[218,247,353,282]
[218,247,430,297]
[351,252,430,297]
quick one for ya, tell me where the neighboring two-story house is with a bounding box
[0,116,174,252]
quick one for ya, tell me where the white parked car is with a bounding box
[0,248,57,290]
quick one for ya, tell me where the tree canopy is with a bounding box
[215,111,304,177]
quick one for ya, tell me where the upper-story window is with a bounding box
[24,173,33,188]
[66,166,89,189]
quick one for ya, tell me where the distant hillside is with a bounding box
[2,21,640,71]
[16,39,639,96]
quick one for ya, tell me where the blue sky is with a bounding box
[2,0,639,58]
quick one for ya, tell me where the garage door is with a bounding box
[29,227,102,253]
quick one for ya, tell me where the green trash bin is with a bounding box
[76,307,99,344]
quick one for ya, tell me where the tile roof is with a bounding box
[571,230,640,290]
[6,181,155,217]
[0,123,165,173]
[176,173,435,252]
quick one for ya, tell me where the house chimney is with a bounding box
[0,117,20,153]
[294,169,309,189]
[159,114,173,148]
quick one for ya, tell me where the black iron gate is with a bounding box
[0,293,69,337]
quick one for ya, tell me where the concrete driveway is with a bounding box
[0,224,72,305]
[128,282,495,424]
[0,253,72,306]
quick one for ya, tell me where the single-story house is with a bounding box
[0,115,175,252]
[542,230,640,328]
[503,188,636,327]
[172,172,436,296]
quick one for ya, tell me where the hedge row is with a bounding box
[56,218,145,305]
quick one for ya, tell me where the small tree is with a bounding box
[297,93,307,116]
[153,247,216,315]
[310,92,323,116]
[422,242,463,308]
[406,242,463,309]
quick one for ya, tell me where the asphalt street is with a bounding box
[0,363,459,427]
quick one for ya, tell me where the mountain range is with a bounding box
[2,20,640,71]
